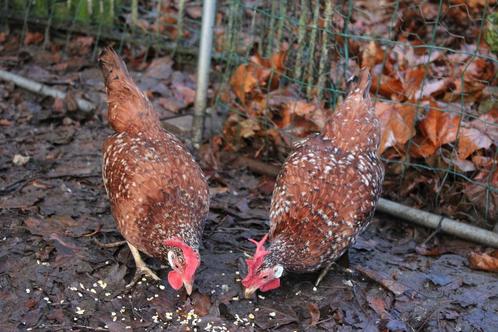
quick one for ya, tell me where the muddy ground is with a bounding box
[1,46,498,332]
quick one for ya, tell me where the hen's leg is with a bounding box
[315,250,350,286]
[126,242,161,288]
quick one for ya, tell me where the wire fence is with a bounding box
[1,0,498,227]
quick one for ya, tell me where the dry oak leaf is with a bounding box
[239,118,261,138]
[371,74,404,100]
[267,87,327,129]
[24,31,44,45]
[411,108,461,158]
[458,110,498,159]
[444,58,496,102]
[464,168,498,220]
[468,251,498,273]
[403,66,426,99]
[457,127,493,160]
[229,48,287,104]
[470,109,498,143]
[307,303,320,326]
[375,101,417,153]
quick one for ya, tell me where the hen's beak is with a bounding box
[183,281,193,295]
[244,287,257,299]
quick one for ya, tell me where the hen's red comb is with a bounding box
[164,239,199,277]
[242,234,269,285]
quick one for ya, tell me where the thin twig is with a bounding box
[93,238,127,248]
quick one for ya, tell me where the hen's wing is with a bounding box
[269,135,383,272]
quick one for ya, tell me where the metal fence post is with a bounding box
[192,0,217,148]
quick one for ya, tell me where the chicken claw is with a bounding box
[126,242,161,288]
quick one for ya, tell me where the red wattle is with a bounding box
[260,278,280,292]
[168,270,183,290]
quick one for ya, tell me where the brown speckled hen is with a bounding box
[99,47,209,294]
[242,69,384,297]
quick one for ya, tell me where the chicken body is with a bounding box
[99,48,209,293]
[102,130,208,259]
[243,69,384,296]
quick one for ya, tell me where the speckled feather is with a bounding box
[265,69,384,273]
[99,48,209,261]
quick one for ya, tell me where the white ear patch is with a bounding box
[168,251,176,268]
[274,265,284,278]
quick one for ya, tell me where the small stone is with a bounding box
[12,154,30,166]
[343,280,353,287]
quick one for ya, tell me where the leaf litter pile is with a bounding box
[217,1,498,227]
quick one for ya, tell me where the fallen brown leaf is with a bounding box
[355,265,408,296]
[372,75,405,100]
[457,127,493,160]
[403,67,426,99]
[411,107,461,158]
[375,102,417,153]
[468,251,498,273]
[24,32,44,45]
[307,302,320,326]
[229,48,287,104]
[366,294,388,319]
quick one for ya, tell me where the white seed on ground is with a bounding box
[97,280,107,289]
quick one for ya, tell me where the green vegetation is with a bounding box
[11,0,119,27]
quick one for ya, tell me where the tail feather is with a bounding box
[357,67,371,94]
[98,47,159,134]
[347,67,371,99]
[98,47,134,92]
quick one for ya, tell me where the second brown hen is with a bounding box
[242,69,384,297]
[99,47,209,294]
